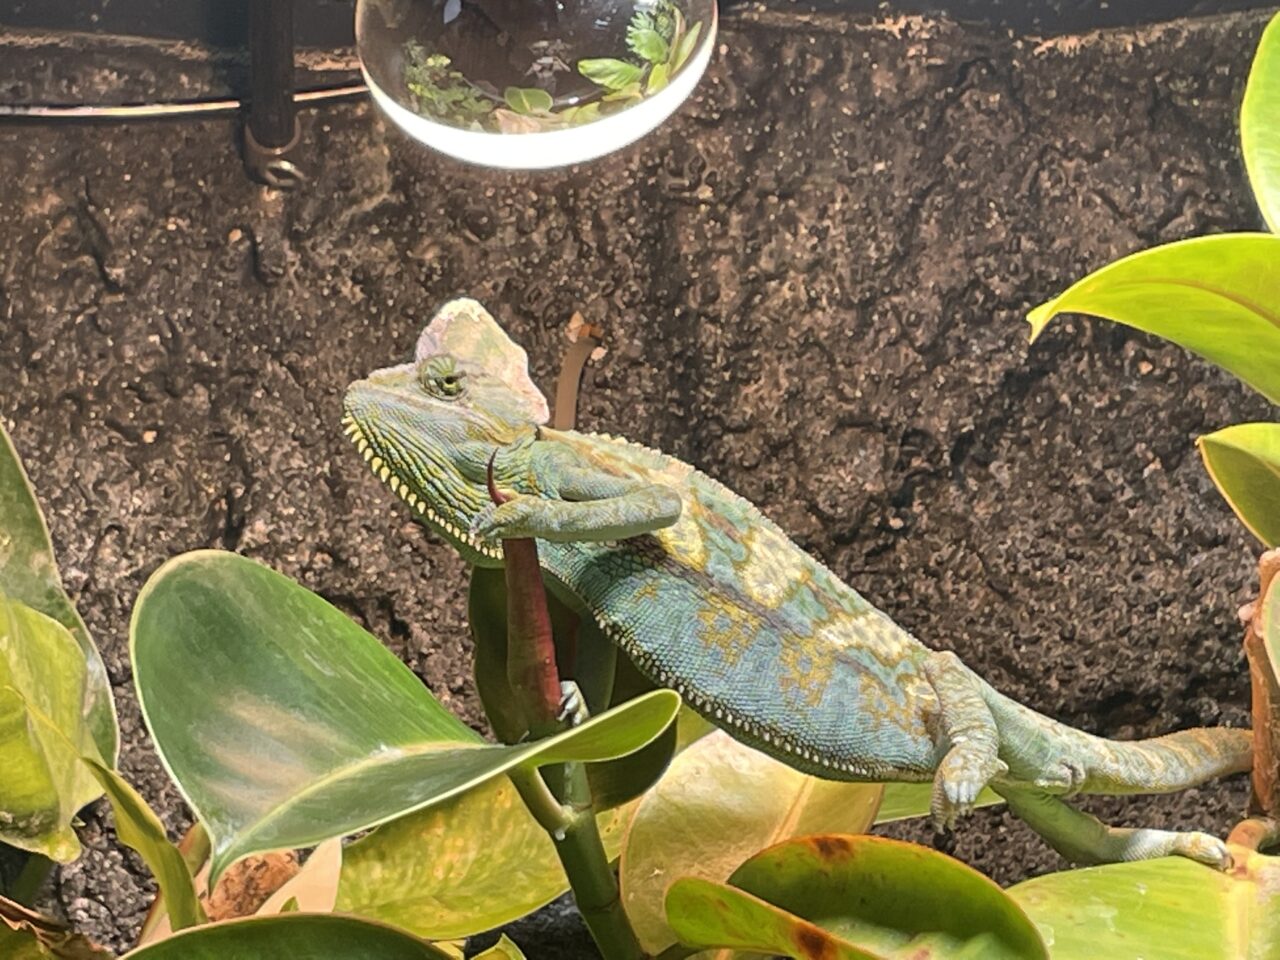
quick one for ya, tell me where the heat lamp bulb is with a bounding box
[355,0,717,169]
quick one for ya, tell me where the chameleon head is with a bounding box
[341,298,550,565]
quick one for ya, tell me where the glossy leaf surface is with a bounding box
[0,426,116,765]
[338,775,633,940]
[338,704,708,938]
[1243,13,1280,231]
[1198,422,1280,547]
[0,600,101,861]
[620,731,883,954]
[84,760,205,930]
[1009,850,1280,959]
[666,835,1047,960]
[1027,234,1280,404]
[132,551,678,884]
[120,913,456,959]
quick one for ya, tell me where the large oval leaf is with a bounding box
[1026,234,1280,404]
[0,599,102,861]
[337,703,714,940]
[1243,13,1280,232]
[620,730,884,955]
[337,775,633,940]
[1009,849,1280,959]
[0,426,116,765]
[132,551,678,885]
[1197,422,1280,547]
[666,834,1048,960]
[120,913,455,959]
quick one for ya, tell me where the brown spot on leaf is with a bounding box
[205,851,299,920]
[807,834,855,860]
[793,921,837,960]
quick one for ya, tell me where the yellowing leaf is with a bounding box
[337,775,633,940]
[0,600,102,861]
[1198,422,1280,547]
[1009,849,1280,959]
[619,730,883,954]
[0,426,117,765]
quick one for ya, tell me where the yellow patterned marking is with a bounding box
[737,524,810,609]
[656,514,709,571]
[778,642,831,708]
[696,595,762,667]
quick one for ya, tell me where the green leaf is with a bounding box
[1026,234,1280,404]
[131,551,679,886]
[473,935,527,959]
[0,426,117,765]
[627,25,669,64]
[336,774,634,940]
[577,58,645,92]
[1243,14,1280,231]
[83,760,205,930]
[120,913,456,959]
[672,22,704,72]
[666,835,1049,960]
[1197,422,1280,547]
[0,599,102,861]
[874,781,1001,823]
[1008,850,1280,959]
[646,63,670,95]
[503,87,554,115]
[619,731,884,955]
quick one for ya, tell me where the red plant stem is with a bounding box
[488,453,563,737]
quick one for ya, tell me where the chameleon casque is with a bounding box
[343,298,1251,868]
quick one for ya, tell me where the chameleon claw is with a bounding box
[557,680,589,727]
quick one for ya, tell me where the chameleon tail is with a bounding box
[984,690,1252,796]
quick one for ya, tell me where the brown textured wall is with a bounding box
[0,7,1275,954]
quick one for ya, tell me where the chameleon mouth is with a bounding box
[340,412,502,561]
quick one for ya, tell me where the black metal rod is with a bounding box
[249,0,296,149]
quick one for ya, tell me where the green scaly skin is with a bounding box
[343,298,1251,869]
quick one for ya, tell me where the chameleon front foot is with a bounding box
[557,680,589,728]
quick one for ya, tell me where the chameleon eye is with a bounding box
[419,356,466,399]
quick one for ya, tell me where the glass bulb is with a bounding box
[355,0,717,169]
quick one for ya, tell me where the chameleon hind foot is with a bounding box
[932,744,1007,829]
[994,783,1233,869]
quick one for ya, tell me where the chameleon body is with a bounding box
[343,299,1251,868]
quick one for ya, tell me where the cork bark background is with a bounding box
[0,6,1276,955]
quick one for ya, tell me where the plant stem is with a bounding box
[1242,548,1280,825]
[490,454,648,959]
